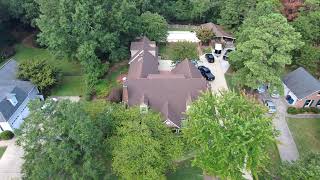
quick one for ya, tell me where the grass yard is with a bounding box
[13,44,85,96]
[166,160,203,180]
[159,42,198,61]
[225,73,239,93]
[287,118,320,155]
[0,146,7,159]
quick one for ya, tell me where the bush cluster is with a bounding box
[287,107,320,114]
[0,130,14,140]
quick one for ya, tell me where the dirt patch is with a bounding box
[22,33,37,48]
[106,61,128,75]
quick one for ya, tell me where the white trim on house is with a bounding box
[283,83,298,105]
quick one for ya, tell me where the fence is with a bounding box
[168,24,199,31]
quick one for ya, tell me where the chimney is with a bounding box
[122,77,128,104]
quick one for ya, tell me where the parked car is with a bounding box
[223,48,235,61]
[198,66,215,81]
[263,99,276,114]
[205,53,215,63]
[271,90,280,99]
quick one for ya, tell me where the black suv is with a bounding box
[205,53,215,63]
[198,66,215,81]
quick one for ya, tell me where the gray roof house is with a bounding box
[123,37,208,129]
[283,67,320,108]
[0,60,43,132]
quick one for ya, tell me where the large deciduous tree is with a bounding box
[218,0,257,30]
[35,0,138,89]
[183,91,277,179]
[16,100,117,179]
[140,11,168,42]
[229,1,303,92]
[112,108,182,179]
[196,28,214,44]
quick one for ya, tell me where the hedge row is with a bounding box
[287,107,320,114]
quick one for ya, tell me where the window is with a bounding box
[303,100,313,107]
[316,100,320,107]
[318,91,320,96]
[0,125,3,132]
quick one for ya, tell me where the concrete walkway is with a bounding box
[0,138,23,179]
[273,98,299,162]
[286,114,320,119]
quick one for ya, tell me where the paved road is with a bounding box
[198,54,228,94]
[0,138,23,179]
[273,98,299,162]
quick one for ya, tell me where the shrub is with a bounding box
[287,107,320,114]
[0,46,16,60]
[287,107,298,114]
[196,28,214,44]
[0,130,14,140]
[17,59,61,94]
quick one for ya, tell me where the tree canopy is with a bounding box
[183,91,277,179]
[16,100,116,179]
[140,11,168,42]
[112,108,182,179]
[229,1,303,92]
[280,152,320,179]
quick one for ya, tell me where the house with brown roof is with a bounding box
[123,37,209,130]
[201,22,235,43]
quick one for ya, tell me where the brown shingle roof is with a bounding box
[172,60,203,78]
[127,78,207,127]
[126,37,208,127]
[201,22,235,39]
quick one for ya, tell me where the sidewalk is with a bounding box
[286,114,320,119]
[0,138,23,180]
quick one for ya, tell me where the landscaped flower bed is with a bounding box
[287,107,320,114]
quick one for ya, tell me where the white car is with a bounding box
[264,99,276,114]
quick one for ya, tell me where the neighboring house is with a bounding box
[0,60,43,132]
[281,0,304,21]
[200,22,235,44]
[283,67,320,108]
[123,37,208,131]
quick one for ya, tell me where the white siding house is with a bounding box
[0,60,43,132]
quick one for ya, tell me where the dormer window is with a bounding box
[7,94,18,106]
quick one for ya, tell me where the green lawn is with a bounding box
[287,118,320,155]
[13,44,85,96]
[158,42,198,61]
[0,146,7,159]
[225,73,239,93]
[166,160,203,180]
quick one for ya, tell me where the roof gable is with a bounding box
[0,87,28,121]
[283,67,320,99]
[171,60,202,78]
